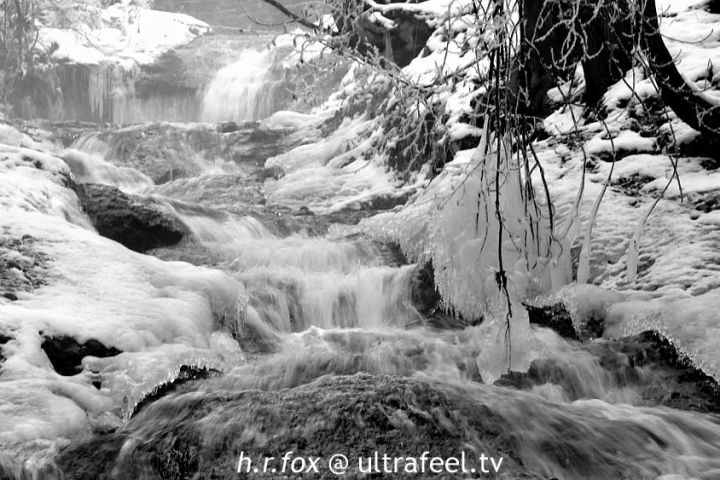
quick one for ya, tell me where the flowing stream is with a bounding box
[49,66,720,480]
[7,24,720,480]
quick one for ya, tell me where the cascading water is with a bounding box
[200,48,291,123]
[34,116,720,480]
[22,35,291,124]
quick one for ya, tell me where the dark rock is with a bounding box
[351,9,433,67]
[592,146,656,163]
[57,372,698,479]
[357,189,416,211]
[41,335,122,376]
[612,173,655,197]
[294,206,315,216]
[258,166,284,181]
[592,331,720,413]
[526,301,604,341]
[410,262,443,318]
[74,183,187,253]
[57,374,529,480]
[406,261,479,329]
[0,231,51,299]
[526,303,579,340]
[216,121,240,134]
[700,157,720,170]
[53,435,128,480]
[0,333,10,365]
[374,240,406,267]
[496,330,720,414]
[694,190,720,213]
[227,127,295,166]
[658,129,720,162]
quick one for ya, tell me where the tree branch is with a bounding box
[256,0,320,32]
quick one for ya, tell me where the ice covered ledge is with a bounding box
[37,0,210,69]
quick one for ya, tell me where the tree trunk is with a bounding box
[642,0,720,135]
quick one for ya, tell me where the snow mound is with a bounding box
[0,149,244,465]
[38,2,209,68]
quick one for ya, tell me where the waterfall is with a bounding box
[200,48,291,123]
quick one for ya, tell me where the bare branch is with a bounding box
[256,0,320,32]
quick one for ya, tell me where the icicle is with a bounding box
[626,231,640,283]
[578,143,616,284]
[576,235,591,284]
[549,238,573,290]
[475,276,536,383]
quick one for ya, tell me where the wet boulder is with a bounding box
[525,301,604,341]
[74,183,187,253]
[56,372,710,480]
[57,374,528,479]
[407,261,478,329]
[525,302,579,340]
[410,261,443,317]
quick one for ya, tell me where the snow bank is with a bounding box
[0,144,91,228]
[0,147,244,466]
[38,1,209,68]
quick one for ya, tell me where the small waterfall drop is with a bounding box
[61,149,154,192]
[200,48,291,123]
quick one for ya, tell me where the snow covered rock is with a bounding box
[38,2,210,69]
